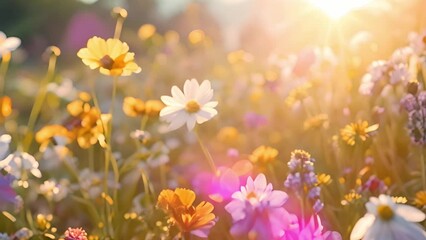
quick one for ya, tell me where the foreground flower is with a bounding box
[340,121,379,146]
[0,32,21,57]
[160,79,218,131]
[225,173,296,239]
[157,188,216,238]
[350,194,426,240]
[64,227,88,240]
[77,36,141,76]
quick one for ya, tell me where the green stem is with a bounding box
[194,129,217,175]
[0,52,11,95]
[23,51,58,151]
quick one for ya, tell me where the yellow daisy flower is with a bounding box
[340,120,379,146]
[249,145,279,164]
[77,37,141,76]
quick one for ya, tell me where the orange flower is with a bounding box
[157,188,215,237]
[0,96,12,121]
[123,97,145,117]
[35,125,72,151]
[340,121,379,146]
[249,145,279,164]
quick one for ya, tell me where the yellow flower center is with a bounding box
[185,100,200,113]
[377,204,394,221]
[246,192,257,199]
[100,55,115,70]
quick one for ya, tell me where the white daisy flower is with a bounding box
[0,151,42,179]
[350,194,426,240]
[0,32,21,57]
[160,79,218,131]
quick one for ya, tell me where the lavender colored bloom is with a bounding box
[225,173,296,239]
[0,174,16,205]
[402,91,426,145]
[243,112,268,129]
[389,63,410,85]
[284,150,323,213]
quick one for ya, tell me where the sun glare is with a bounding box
[309,0,372,19]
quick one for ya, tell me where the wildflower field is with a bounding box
[1,0,426,239]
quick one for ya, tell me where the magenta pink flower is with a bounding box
[225,173,297,239]
[286,216,342,240]
[64,227,88,240]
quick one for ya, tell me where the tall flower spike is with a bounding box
[160,79,218,131]
[77,37,141,76]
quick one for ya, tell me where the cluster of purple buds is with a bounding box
[400,84,426,145]
[284,149,323,213]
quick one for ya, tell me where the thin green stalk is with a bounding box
[194,129,217,175]
[0,52,11,95]
[23,49,59,151]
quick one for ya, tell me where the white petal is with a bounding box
[253,173,267,192]
[31,169,42,178]
[160,105,184,117]
[3,37,21,51]
[396,205,426,222]
[204,101,218,108]
[366,201,377,215]
[171,86,186,103]
[0,32,5,40]
[186,115,197,131]
[161,95,184,107]
[350,214,375,240]
[392,216,426,239]
[364,219,384,240]
[166,113,187,131]
[195,109,216,124]
[184,79,199,100]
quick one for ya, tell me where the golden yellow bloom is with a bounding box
[188,29,205,45]
[216,127,242,147]
[157,188,215,236]
[77,37,141,76]
[303,114,329,131]
[340,121,379,146]
[144,100,164,117]
[123,97,145,117]
[317,173,332,185]
[285,83,312,107]
[341,190,362,206]
[249,145,279,164]
[35,125,72,151]
[0,96,12,121]
[414,191,426,208]
[36,214,53,231]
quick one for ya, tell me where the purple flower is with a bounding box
[225,173,296,239]
[244,112,269,129]
[0,174,16,205]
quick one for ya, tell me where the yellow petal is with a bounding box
[175,188,195,207]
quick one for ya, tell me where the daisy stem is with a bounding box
[0,52,11,95]
[195,129,218,175]
[23,49,58,151]
[113,10,126,39]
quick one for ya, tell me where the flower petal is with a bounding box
[350,214,375,240]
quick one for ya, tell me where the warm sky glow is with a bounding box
[309,0,372,19]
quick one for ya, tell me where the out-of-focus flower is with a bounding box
[77,37,141,76]
[287,215,342,240]
[64,227,88,240]
[12,228,33,240]
[138,24,156,40]
[285,82,312,107]
[249,145,279,164]
[0,233,9,240]
[340,121,379,146]
[130,130,151,144]
[284,149,323,213]
[157,188,216,238]
[0,134,11,159]
[359,175,387,195]
[359,60,389,95]
[64,95,110,149]
[341,190,362,206]
[188,29,205,45]
[216,127,242,147]
[350,194,426,240]
[0,32,21,57]
[414,191,426,209]
[0,151,41,179]
[0,174,16,205]
[160,79,218,131]
[389,63,410,85]
[243,112,268,129]
[77,169,119,199]
[36,125,72,151]
[35,214,53,231]
[303,114,329,131]
[0,96,12,121]
[225,173,296,239]
[123,96,145,117]
[39,179,68,202]
[138,141,170,168]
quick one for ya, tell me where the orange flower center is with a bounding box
[377,204,394,221]
[246,192,257,199]
[185,100,200,113]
